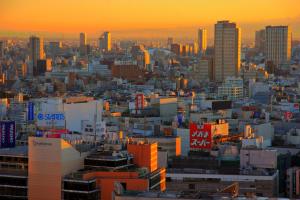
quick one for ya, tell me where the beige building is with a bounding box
[197,29,207,54]
[265,26,292,68]
[28,137,85,200]
[99,31,112,52]
[214,21,241,82]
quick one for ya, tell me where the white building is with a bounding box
[218,77,243,100]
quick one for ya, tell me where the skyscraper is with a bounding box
[167,37,173,49]
[214,21,241,82]
[29,36,45,76]
[197,29,207,55]
[0,41,4,58]
[99,31,111,52]
[79,32,86,47]
[79,33,87,56]
[265,26,292,68]
[255,29,266,53]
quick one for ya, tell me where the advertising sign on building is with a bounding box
[135,94,144,112]
[284,111,293,121]
[37,112,65,128]
[27,102,35,121]
[0,121,16,148]
[190,123,212,150]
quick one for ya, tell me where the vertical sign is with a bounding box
[27,102,35,121]
[190,123,212,149]
[0,121,16,148]
[135,94,144,113]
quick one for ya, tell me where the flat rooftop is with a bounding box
[0,146,28,157]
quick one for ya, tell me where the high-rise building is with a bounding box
[197,29,207,54]
[29,36,45,76]
[255,29,266,53]
[265,26,292,68]
[49,41,62,57]
[79,32,86,47]
[99,31,111,52]
[171,43,182,56]
[79,33,87,56]
[167,37,173,49]
[0,41,4,58]
[214,21,241,82]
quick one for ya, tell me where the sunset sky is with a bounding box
[0,0,299,42]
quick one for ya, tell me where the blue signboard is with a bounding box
[0,121,16,148]
[177,113,184,128]
[27,102,34,121]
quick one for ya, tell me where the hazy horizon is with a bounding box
[1,0,299,44]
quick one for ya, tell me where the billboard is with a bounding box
[190,123,212,149]
[0,121,16,148]
[135,94,144,111]
[27,102,35,121]
[37,112,65,128]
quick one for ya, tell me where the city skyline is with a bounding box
[0,0,299,42]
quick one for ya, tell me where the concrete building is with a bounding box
[265,26,292,68]
[255,29,266,53]
[166,169,279,197]
[99,31,112,52]
[218,77,243,100]
[170,44,182,56]
[240,149,277,169]
[0,41,4,58]
[214,21,241,81]
[286,167,300,198]
[29,36,45,76]
[150,97,177,122]
[28,137,85,200]
[192,57,214,82]
[197,28,207,55]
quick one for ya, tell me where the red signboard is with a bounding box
[135,94,144,111]
[190,123,212,149]
[284,111,293,120]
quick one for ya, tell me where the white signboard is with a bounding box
[36,112,65,128]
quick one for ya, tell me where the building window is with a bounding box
[188,183,195,190]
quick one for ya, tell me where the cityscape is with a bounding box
[0,0,300,200]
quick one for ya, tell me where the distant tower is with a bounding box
[265,26,292,69]
[79,32,87,47]
[29,36,45,76]
[167,37,173,49]
[79,33,87,56]
[99,32,111,52]
[197,29,207,55]
[214,21,241,82]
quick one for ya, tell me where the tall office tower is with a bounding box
[0,41,4,58]
[99,31,111,52]
[255,29,266,53]
[79,32,86,47]
[197,29,207,55]
[265,26,292,68]
[214,21,241,82]
[29,36,45,76]
[79,33,87,56]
